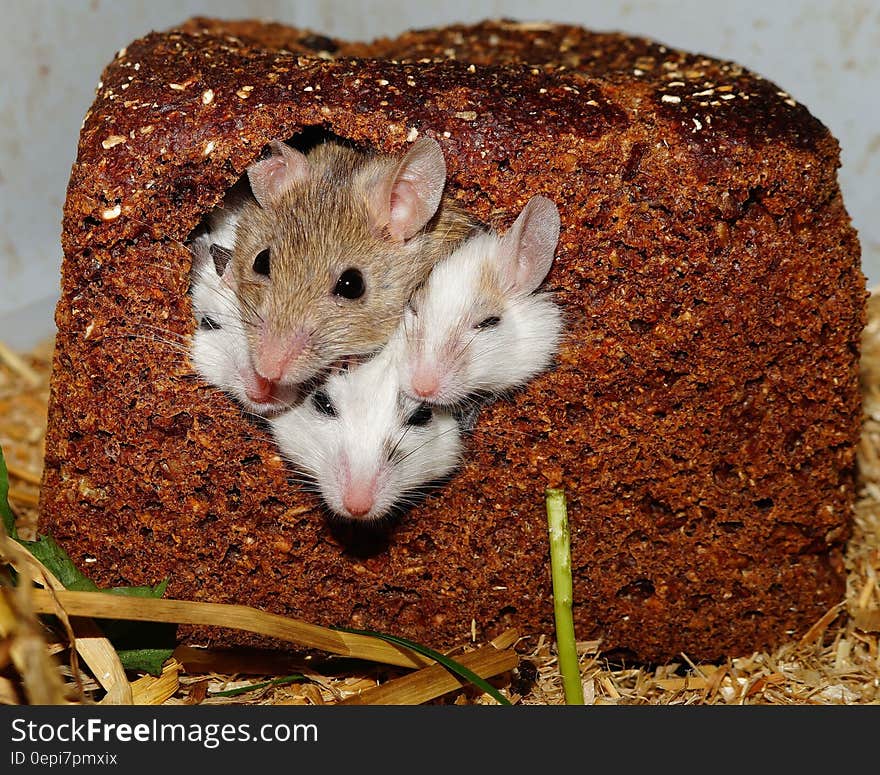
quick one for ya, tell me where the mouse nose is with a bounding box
[244,372,275,404]
[256,330,309,383]
[411,363,440,398]
[342,480,376,519]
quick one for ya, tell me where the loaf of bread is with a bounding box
[40,18,865,663]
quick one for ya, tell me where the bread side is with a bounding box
[41,19,864,662]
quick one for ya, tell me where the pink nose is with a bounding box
[411,364,440,398]
[244,373,275,404]
[256,330,308,382]
[342,480,376,519]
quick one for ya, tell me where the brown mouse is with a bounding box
[229,136,479,388]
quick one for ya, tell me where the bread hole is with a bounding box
[754,497,774,511]
[226,484,242,511]
[410,532,437,554]
[628,318,653,334]
[615,578,655,602]
[497,605,518,625]
[645,496,688,531]
[645,496,672,516]
[196,513,218,527]
[626,530,650,544]
[718,521,744,534]
[656,368,686,388]
[784,431,802,453]
[712,462,739,488]
[222,544,242,563]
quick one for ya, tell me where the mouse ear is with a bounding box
[373,138,447,242]
[499,196,561,294]
[209,244,233,278]
[247,141,309,207]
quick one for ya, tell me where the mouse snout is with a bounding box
[243,371,275,404]
[255,329,310,382]
[410,361,441,399]
[341,475,378,519]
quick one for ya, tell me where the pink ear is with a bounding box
[374,138,447,241]
[247,141,309,207]
[499,196,561,294]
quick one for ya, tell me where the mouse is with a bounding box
[189,175,253,251]
[229,136,479,390]
[396,194,564,407]
[188,235,300,416]
[268,338,463,522]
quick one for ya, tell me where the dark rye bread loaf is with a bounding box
[40,17,865,663]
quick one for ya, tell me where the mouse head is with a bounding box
[400,195,561,405]
[270,345,462,522]
[189,237,300,416]
[232,137,449,389]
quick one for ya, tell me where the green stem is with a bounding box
[545,488,584,705]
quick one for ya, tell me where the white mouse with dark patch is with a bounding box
[188,235,299,416]
[269,341,462,522]
[398,195,564,407]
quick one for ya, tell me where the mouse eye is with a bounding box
[333,268,365,299]
[198,316,221,331]
[253,248,271,277]
[311,389,337,417]
[475,315,502,330]
[406,403,433,427]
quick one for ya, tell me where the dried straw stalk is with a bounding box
[26,588,433,669]
[340,641,518,704]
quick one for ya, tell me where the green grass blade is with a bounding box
[334,626,511,705]
[117,648,175,676]
[0,446,18,539]
[546,487,584,705]
[211,674,309,698]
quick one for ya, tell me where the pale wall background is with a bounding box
[1,0,877,348]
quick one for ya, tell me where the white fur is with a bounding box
[188,235,298,416]
[398,201,563,406]
[269,340,462,522]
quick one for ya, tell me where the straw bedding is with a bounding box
[1,289,878,703]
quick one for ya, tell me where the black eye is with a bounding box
[475,315,501,329]
[253,248,271,277]
[311,389,337,417]
[333,268,365,299]
[198,316,221,330]
[406,403,433,427]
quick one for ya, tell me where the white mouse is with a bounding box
[268,341,462,522]
[188,235,299,416]
[397,195,564,407]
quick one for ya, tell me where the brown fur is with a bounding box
[233,140,478,384]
